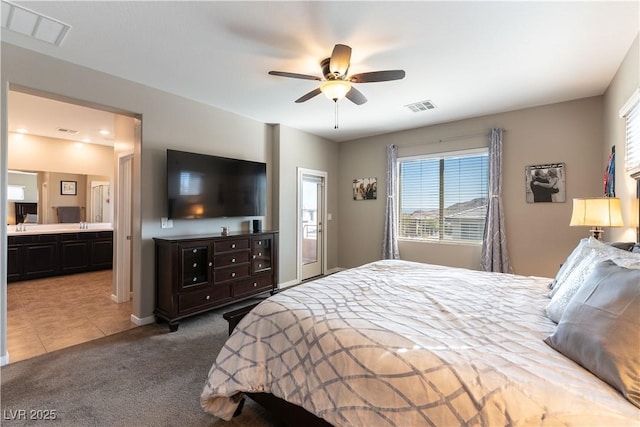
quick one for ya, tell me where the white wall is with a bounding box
[339,96,608,278]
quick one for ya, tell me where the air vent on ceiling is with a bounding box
[57,128,79,134]
[405,100,436,113]
[1,0,71,46]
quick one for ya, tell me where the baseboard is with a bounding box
[279,268,344,290]
[278,279,299,289]
[0,352,9,366]
[130,314,155,326]
[111,293,132,304]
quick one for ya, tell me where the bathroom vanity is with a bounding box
[7,224,113,282]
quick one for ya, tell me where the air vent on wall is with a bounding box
[405,100,436,113]
[57,127,79,134]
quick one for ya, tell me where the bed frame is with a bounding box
[224,303,331,426]
[14,202,37,223]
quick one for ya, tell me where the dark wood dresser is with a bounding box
[153,231,278,331]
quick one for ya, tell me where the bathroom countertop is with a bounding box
[7,223,113,236]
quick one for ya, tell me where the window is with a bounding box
[7,185,25,201]
[620,89,640,177]
[398,149,488,243]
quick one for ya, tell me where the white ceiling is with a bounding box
[3,1,639,143]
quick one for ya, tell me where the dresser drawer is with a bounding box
[214,250,250,268]
[234,275,273,298]
[213,264,250,283]
[179,285,231,312]
[214,238,249,254]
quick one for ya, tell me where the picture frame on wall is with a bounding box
[61,180,77,196]
[525,163,566,203]
[353,177,377,200]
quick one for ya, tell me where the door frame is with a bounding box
[296,168,328,283]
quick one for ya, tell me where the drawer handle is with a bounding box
[258,241,262,246]
[258,252,262,257]
[231,258,236,263]
[258,264,262,268]
[193,277,197,282]
[193,249,197,253]
[253,282,257,287]
[231,243,236,249]
[209,262,212,267]
[231,272,236,277]
[205,295,210,300]
[193,263,197,268]
[252,255,256,259]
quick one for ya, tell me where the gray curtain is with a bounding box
[382,144,400,259]
[481,128,513,273]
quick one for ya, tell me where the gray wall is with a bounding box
[0,43,341,362]
[275,125,340,284]
[338,96,607,278]
[604,35,639,243]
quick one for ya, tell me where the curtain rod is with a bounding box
[400,128,506,147]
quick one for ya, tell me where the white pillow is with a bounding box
[549,237,590,295]
[546,238,640,323]
[23,213,38,224]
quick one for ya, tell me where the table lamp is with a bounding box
[569,197,624,240]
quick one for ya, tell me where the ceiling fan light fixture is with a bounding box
[320,80,351,101]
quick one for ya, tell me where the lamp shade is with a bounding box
[320,80,352,101]
[569,197,624,227]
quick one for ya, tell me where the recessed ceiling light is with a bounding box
[99,129,110,136]
[16,128,28,133]
[82,138,92,143]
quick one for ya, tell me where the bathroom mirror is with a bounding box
[7,169,111,225]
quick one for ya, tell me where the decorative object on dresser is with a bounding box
[153,231,278,331]
[569,197,624,239]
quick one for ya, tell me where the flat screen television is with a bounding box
[166,149,266,219]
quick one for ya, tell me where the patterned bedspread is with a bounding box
[201,260,639,426]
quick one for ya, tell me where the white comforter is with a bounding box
[201,260,639,426]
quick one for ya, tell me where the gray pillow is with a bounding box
[546,238,640,322]
[544,259,640,408]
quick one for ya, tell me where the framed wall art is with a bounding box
[61,180,77,196]
[525,163,565,203]
[353,177,377,200]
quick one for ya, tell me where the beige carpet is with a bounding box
[1,297,281,427]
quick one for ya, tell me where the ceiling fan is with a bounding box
[268,44,406,105]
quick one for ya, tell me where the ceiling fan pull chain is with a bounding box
[334,101,339,129]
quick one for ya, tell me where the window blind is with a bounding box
[398,150,488,243]
[624,97,640,175]
[8,185,25,201]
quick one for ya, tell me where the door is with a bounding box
[91,181,111,223]
[298,169,326,281]
[114,153,133,303]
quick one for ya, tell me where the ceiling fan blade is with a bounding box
[295,87,322,103]
[349,70,406,83]
[346,87,367,105]
[269,71,321,81]
[330,44,352,76]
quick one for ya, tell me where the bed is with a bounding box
[201,240,640,426]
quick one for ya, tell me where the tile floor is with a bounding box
[6,270,136,363]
